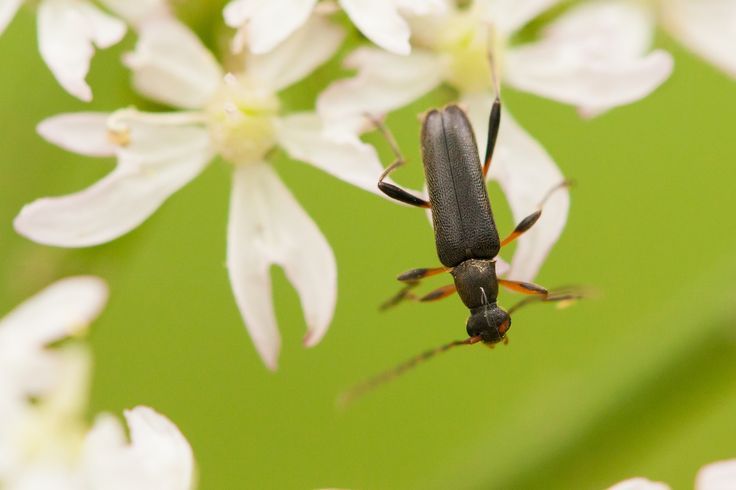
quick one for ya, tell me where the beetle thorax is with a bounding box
[451,259,499,310]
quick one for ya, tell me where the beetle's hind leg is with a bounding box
[482,96,501,177]
[366,114,431,209]
[500,180,573,247]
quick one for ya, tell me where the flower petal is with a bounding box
[124,17,222,109]
[463,92,569,282]
[246,14,344,92]
[37,0,126,102]
[606,478,671,490]
[696,459,736,490]
[228,163,337,370]
[15,111,212,247]
[224,0,317,54]
[339,0,442,55]
[277,113,384,195]
[37,112,116,157]
[480,0,561,35]
[317,47,443,134]
[0,0,22,36]
[98,0,168,26]
[663,0,736,79]
[83,407,194,490]
[0,276,108,346]
[504,0,673,115]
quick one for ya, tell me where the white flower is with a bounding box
[607,458,736,490]
[660,0,736,79]
[318,0,673,282]
[222,0,446,55]
[0,0,166,101]
[15,14,387,370]
[0,277,194,490]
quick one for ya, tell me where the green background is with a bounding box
[2,4,736,489]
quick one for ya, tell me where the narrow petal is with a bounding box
[0,276,108,346]
[317,47,443,133]
[124,17,222,109]
[98,0,169,26]
[339,0,413,55]
[276,113,384,195]
[606,478,671,490]
[663,0,736,79]
[463,92,569,282]
[37,112,116,157]
[15,111,212,247]
[246,14,344,92]
[37,0,126,102]
[83,407,194,490]
[480,0,561,35]
[504,0,673,115]
[228,163,337,369]
[696,459,736,490]
[0,0,23,36]
[224,0,317,54]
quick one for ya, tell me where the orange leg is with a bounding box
[483,96,501,177]
[499,279,548,296]
[419,284,457,302]
[500,180,572,247]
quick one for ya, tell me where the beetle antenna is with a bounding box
[337,335,483,408]
[487,26,501,98]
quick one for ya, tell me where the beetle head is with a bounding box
[466,305,511,344]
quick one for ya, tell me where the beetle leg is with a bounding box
[499,279,548,296]
[483,96,501,177]
[507,288,585,315]
[500,180,573,247]
[380,266,452,310]
[419,284,457,302]
[366,113,431,209]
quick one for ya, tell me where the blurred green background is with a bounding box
[2,4,736,490]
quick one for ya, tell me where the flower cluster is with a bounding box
[0,277,193,489]
[2,0,735,487]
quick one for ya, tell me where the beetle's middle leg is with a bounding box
[380,266,451,310]
[366,114,431,209]
[500,180,572,247]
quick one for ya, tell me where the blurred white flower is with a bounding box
[0,0,165,101]
[318,0,673,281]
[659,0,736,79]
[607,458,736,490]
[222,0,446,55]
[0,277,194,490]
[15,15,387,370]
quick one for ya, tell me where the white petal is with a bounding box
[397,0,447,16]
[124,17,222,109]
[277,113,384,195]
[480,0,561,35]
[228,163,337,369]
[0,0,22,36]
[463,92,569,282]
[663,0,736,79]
[0,276,107,346]
[504,0,673,115]
[339,0,412,55]
[15,111,212,247]
[99,0,168,26]
[224,0,317,54]
[606,478,671,490]
[83,407,194,490]
[37,112,116,157]
[37,0,126,102]
[246,14,344,91]
[317,47,443,133]
[696,459,736,490]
